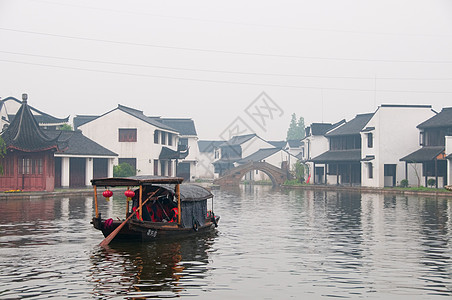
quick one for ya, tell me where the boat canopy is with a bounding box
[148,184,213,202]
[91,175,184,187]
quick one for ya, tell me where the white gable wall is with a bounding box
[78,109,179,175]
[361,106,435,188]
[241,137,275,158]
[197,150,217,179]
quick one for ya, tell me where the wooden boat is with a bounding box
[91,175,219,242]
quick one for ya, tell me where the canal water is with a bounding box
[1,185,451,299]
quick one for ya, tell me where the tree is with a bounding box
[60,124,73,131]
[286,113,305,140]
[293,160,305,183]
[113,163,136,177]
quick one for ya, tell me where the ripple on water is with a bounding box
[1,190,452,299]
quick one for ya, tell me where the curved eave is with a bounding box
[7,145,59,153]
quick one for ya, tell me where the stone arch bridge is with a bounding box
[213,161,288,187]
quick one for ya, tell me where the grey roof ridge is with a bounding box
[78,104,179,133]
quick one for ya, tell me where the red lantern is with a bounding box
[103,189,113,201]
[124,189,135,202]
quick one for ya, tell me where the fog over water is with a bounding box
[1,0,452,139]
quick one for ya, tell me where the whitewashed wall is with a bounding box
[303,134,330,184]
[241,137,275,158]
[360,105,435,188]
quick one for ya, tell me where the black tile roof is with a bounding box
[198,140,223,153]
[287,140,302,148]
[117,105,177,132]
[45,130,117,156]
[237,148,282,164]
[158,118,197,136]
[1,99,60,152]
[400,146,445,162]
[309,149,361,163]
[2,96,69,125]
[73,115,97,129]
[326,114,373,137]
[75,105,191,134]
[268,140,286,149]
[220,134,257,147]
[417,107,452,129]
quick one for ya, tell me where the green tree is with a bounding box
[113,163,136,177]
[293,160,305,183]
[60,124,73,131]
[286,113,305,140]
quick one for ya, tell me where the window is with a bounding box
[19,158,31,175]
[161,131,166,145]
[368,163,373,179]
[153,159,159,175]
[168,133,173,146]
[33,159,43,174]
[119,129,137,142]
[367,133,373,148]
[154,130,159,144]
[419,131,424,146]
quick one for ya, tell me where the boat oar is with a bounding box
[99,188,160,248]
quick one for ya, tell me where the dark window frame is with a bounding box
[367,133,373,148]
[154,130,159,144]
[118,128,137,142]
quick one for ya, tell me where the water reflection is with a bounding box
[0,188,451,299]
[89,234,216,299]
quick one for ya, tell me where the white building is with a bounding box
[197,140,223,179]
[212,134,276,176]
[299,120,345,183]
[401,107,452,188]
[361,104,435,188]
[158,118,200,181]
[76,105,199,180]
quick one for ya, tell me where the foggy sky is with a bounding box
[1,0,451,140]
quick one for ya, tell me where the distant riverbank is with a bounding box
[2,183,452,200]
[282,183,452,198]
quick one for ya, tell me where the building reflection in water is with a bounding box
[89,233,216,299]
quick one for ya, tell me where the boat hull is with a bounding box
[92,216,219,242]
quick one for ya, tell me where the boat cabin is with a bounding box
[91,175,218,242]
